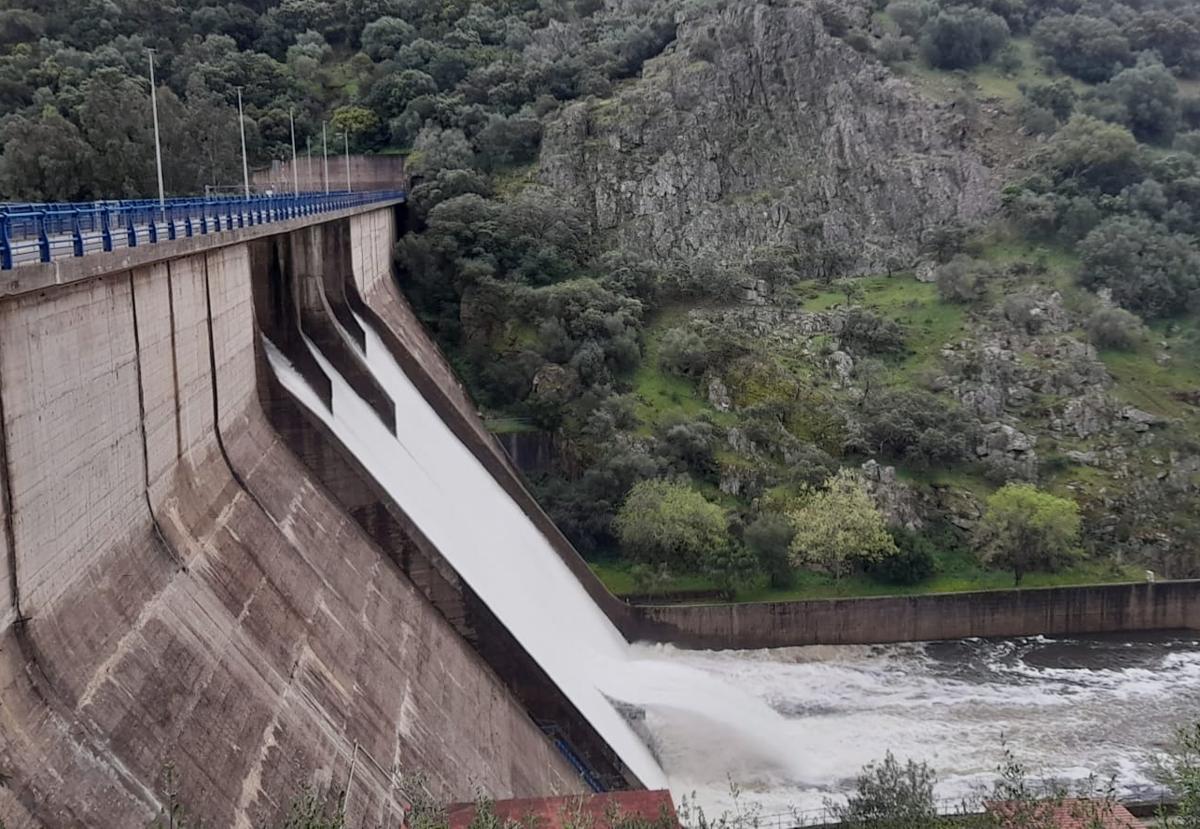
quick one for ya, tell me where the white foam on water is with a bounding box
[264,321,1200,816]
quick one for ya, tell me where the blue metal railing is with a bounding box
[538,722,606,793]
[0,190,406,270]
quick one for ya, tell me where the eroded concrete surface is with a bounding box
[0,206,584,828]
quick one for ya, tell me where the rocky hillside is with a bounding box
[539,0,996,273]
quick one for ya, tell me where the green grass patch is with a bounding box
[897,39,1088,107]
[630,306,731,432]
[1100,320,1200,421]
[592,549,1143,603]
[800,274,968,382]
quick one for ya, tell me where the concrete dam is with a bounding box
[0,198,673,827]
[3,194,1199,826]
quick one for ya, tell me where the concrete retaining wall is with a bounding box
[254,155,407,194]
[626,581,1200,650]
[0,206,583,828]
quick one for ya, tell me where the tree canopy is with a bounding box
[975,484,1082,585]
[788,470,899,580]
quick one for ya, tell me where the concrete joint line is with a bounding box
[128,269,187,573]
[0,359,25,625]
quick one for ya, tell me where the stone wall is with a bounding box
[628,581,1200,650]
[0,206,583,828]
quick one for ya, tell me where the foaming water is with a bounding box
[265,321,802,792]
[640,633,1200,815]
[264,321,1198,814]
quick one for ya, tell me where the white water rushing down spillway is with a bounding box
[266,318,1200,814]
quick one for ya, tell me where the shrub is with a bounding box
[839,307,907,355]
[935,255,990,303]
[869,528,937,585]
[1086,307,1143,350]
[919,8,1010,70]
[745,513,797,589]
[658,327,709,377]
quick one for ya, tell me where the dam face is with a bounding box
[0,204,593,826]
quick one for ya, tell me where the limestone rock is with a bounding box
[538,0,996,274]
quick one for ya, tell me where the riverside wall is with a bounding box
[0,205,584,828]
[625,580,1200,650]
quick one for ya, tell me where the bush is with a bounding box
[614,479,728,569]
[658,327,709,377]
[1086,307,1143,350]
[1032,14,1132,83]
[745,513,796,589]
[935,255,990,303]
[869,528,937,585]
[920,8,1010,70]
[839,307,907,355]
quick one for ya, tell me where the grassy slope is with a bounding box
[592,555,1142,602]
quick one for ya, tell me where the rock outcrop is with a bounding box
[539,0,996,272]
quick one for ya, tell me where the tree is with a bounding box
[975,484,1081,585]
[1079,217,1200,318]
[361,15,415,61]
[829,752,942,829]
[0,110,96,201]
[920,8,1010,70]
[788,469,899,580]
[1032,14,1132,83]
[1042,115,1140,193]
[745,513,796,589]
[329,104,383,151]
[1088,60,1181,145]
[614,479,728,570]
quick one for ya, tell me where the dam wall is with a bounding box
[0,206,584,827]
[628,580,1200,650]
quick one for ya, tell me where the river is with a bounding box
[632,632,1200,819]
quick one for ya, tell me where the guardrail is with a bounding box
[0,190,406,270]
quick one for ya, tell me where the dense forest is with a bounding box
[5,0,1199,601]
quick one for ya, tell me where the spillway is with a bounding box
[265,314,819,794]
[266,311,1199,814]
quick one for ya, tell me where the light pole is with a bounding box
[306,136,313,191]
[236,87,250,200]
[289,108,299,195]
[322,122,330,195]
[343,131,351,193]
[147,48,165,210]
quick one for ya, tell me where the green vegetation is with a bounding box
[787,470,899,581]
[976,483,1082,586]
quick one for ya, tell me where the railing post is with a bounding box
[72,210,84,257]
[199,203,208,235]
[101,209,114,252]
[167,204,177,240]
[37,212,51,262]
[0,214,12,270]
[227,200,235,230]
[184,212,193,237]
[147,206,158,244]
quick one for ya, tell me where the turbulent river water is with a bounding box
[635,632,1200,818]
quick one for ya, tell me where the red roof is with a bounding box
[447,791,679,829]
[985,798,1141,829]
